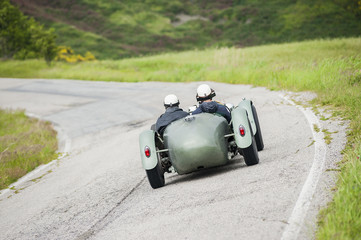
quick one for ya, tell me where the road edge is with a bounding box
[280,94,327,240]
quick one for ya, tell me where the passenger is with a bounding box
[192,84,231,123]
[155,94,188,135]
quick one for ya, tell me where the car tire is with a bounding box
[251,104,264,151]
[242,136,259,166]
[146,153,165,189]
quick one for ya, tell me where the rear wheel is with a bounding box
[242,136,259,166]
[146,150,165,189]
[251,104,264,151]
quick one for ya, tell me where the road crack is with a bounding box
[75,177,146,240]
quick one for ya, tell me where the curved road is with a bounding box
[0,78,346,240]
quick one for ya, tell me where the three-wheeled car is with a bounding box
[139,99,263,189]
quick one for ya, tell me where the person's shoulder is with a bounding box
[215,103,231,115]
[181,110,189,116]
[156,113,165,121]
[218,104,228,109]
[214,100,225,106]
[214,101,227,108]
[177,108,188,115]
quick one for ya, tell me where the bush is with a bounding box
[0,0,57,64]
[56,46,96,63]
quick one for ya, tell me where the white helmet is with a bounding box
[164,94,180,108]
[196,84,216,102]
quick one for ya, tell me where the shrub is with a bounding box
[56,46,96,63]
[0,0,58,64]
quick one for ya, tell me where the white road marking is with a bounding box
[280,94,327,240]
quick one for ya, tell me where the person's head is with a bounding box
[196,84,216,103]
[163,94,180,109]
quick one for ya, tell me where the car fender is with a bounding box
[139,130,158,170]
[231,107,252,148]
[238,99,257,135]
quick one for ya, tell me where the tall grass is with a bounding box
[0,37,360,238]
[0,109,59,190]
[317,141,361,239]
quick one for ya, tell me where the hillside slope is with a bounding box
[10,0,361,59]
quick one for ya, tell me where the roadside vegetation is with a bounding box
[0,1,96,64]
[9,0,361,59]
[0,109,59,190]
[0,37,360,239]
[0,0,57,64]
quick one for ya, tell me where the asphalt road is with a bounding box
[0,78,347,240]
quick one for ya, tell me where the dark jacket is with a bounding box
[156,107,188,135]
[192,101,231,123]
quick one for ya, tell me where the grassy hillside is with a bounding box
[0,37,360,238]
[9,0,361,59]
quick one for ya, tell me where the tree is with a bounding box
[0,0,58,64]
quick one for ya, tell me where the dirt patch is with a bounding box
[172,14,209,27]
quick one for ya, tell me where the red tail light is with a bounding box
[144,146,151,158]
[239,125,246,136]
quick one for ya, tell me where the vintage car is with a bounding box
[139,99,264,189]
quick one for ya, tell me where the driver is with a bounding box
[155,94,188,135]
[192,84,231,123]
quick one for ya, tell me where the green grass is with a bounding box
[317,140,361,239]
[0,109,59,190]
[0,37,360,238]
[11,0,361,59]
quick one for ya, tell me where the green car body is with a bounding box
[164,114,230,174]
